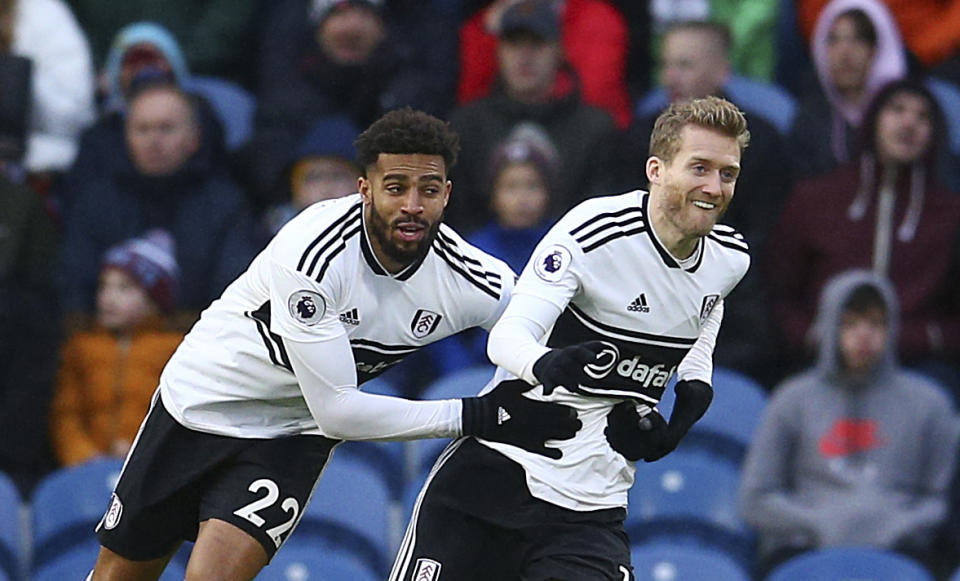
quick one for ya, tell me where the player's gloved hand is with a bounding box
[603,402,671,462]
[532,341,607,395]
[604,379,713,462]
[462,379,582,459]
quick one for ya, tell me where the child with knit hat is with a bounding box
[50,230,185,466]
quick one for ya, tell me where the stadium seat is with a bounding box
[0,471,22,580]
[30,458,124,566]
[32,544,185,581]
[298,454,393,575]
[657,367,767,465]
[626,449,755,568]
[335,440,405,500]
[412,365,494,473]
[950,563,960,581]
[183,75,255,151]
[631,542,751,581]
[765,547,934,581]
[259,540,379,581]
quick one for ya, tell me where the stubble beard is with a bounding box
[367,197,442,266]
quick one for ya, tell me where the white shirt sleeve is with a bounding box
[487,238,583,384]
[676,300,724,384]
[286,335,461,441]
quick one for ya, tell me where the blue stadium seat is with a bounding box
[626,449,755,568]
[259,540,379,581]
[631,542,751,581]
[657,367,767,465]
[950,563,960,581]
[298,454,392,575]
[0,471,22,580]
[412,365,494,474]
[335,440,405,501]
[30,458,124,566]
[765,547,934,581]
[183,75,255,151]
[32,544,185,581]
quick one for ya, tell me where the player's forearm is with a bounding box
[676,301,723,383]
[287,337,461,441]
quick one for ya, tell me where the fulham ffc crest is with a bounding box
[411,309,443,339]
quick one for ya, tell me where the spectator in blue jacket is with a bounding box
[57,77,260,320]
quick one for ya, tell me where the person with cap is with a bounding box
[446,0,620,232]
[262,114,363,236]
[457,0,631,129]
[252,0,457,202]
[50,229,184,467]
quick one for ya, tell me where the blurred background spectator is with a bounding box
[0,175,59,496]
[252,0,458,205]
[0,0,95,180]
[50,230,183,467]
[456,0,632,129]
[66,0,258,86]
[739,269,959,578]
[262,114,362,236]
[57,78,260,321]
[446,0,619,232]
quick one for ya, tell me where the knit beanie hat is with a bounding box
[102,230,179,313]
[309,0,384,24]
[486,123,561,198]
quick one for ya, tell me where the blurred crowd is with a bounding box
[1,0,959,577]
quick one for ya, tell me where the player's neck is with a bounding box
[647,203,699,260]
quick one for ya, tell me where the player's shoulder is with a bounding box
[558,190,647,253]
[432,223,515,298]
[706,222,750,261]
[270,194,363,274]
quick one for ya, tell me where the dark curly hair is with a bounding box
[354,107,460,173]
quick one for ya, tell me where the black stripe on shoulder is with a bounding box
[707,233,750,255]
[433,242,501,300]
[436,229,489,270]
[245,302,292,372]
[569,206,644,237]
[582,224,647,253]
[297,202,362,273]
[313,222,362,282]
[576,212,646,245]
[351,338,419,353]
[434,236,504,288]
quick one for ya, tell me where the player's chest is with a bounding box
[335,270,463,346]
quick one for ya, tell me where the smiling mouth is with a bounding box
[395,222,426,242]
[692,200,717,210]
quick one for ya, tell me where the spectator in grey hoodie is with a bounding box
[738,269,959,577]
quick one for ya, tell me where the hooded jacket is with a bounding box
[770,79,960,365]
[739,270,958,556]
[101,22,191,113]
[789,0,906,179]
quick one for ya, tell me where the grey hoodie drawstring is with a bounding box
[897,165,925,242]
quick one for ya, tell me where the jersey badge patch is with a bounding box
[288,290,326,326]
[414,558,442,580]
[102,492,123,530]
[411,309,443,339]
[533,244,572,282]
[699,294,720,325]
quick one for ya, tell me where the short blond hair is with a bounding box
[649,96,750,163]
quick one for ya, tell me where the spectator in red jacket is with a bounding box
[457,0,632,129]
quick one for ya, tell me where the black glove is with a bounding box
[604,403,671,462]
[604,379,713,462]
[462,379,582,459]
[532,341,607,395]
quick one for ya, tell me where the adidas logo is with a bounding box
[627,294,650,313]
[497,407,512,424]
[338,308,360,326]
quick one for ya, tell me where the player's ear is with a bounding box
[442,179,452,208]
[645,156,663,185]
[359,176,372,204]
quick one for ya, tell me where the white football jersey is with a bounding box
[480,190,749,510]
[159,194,514,438]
